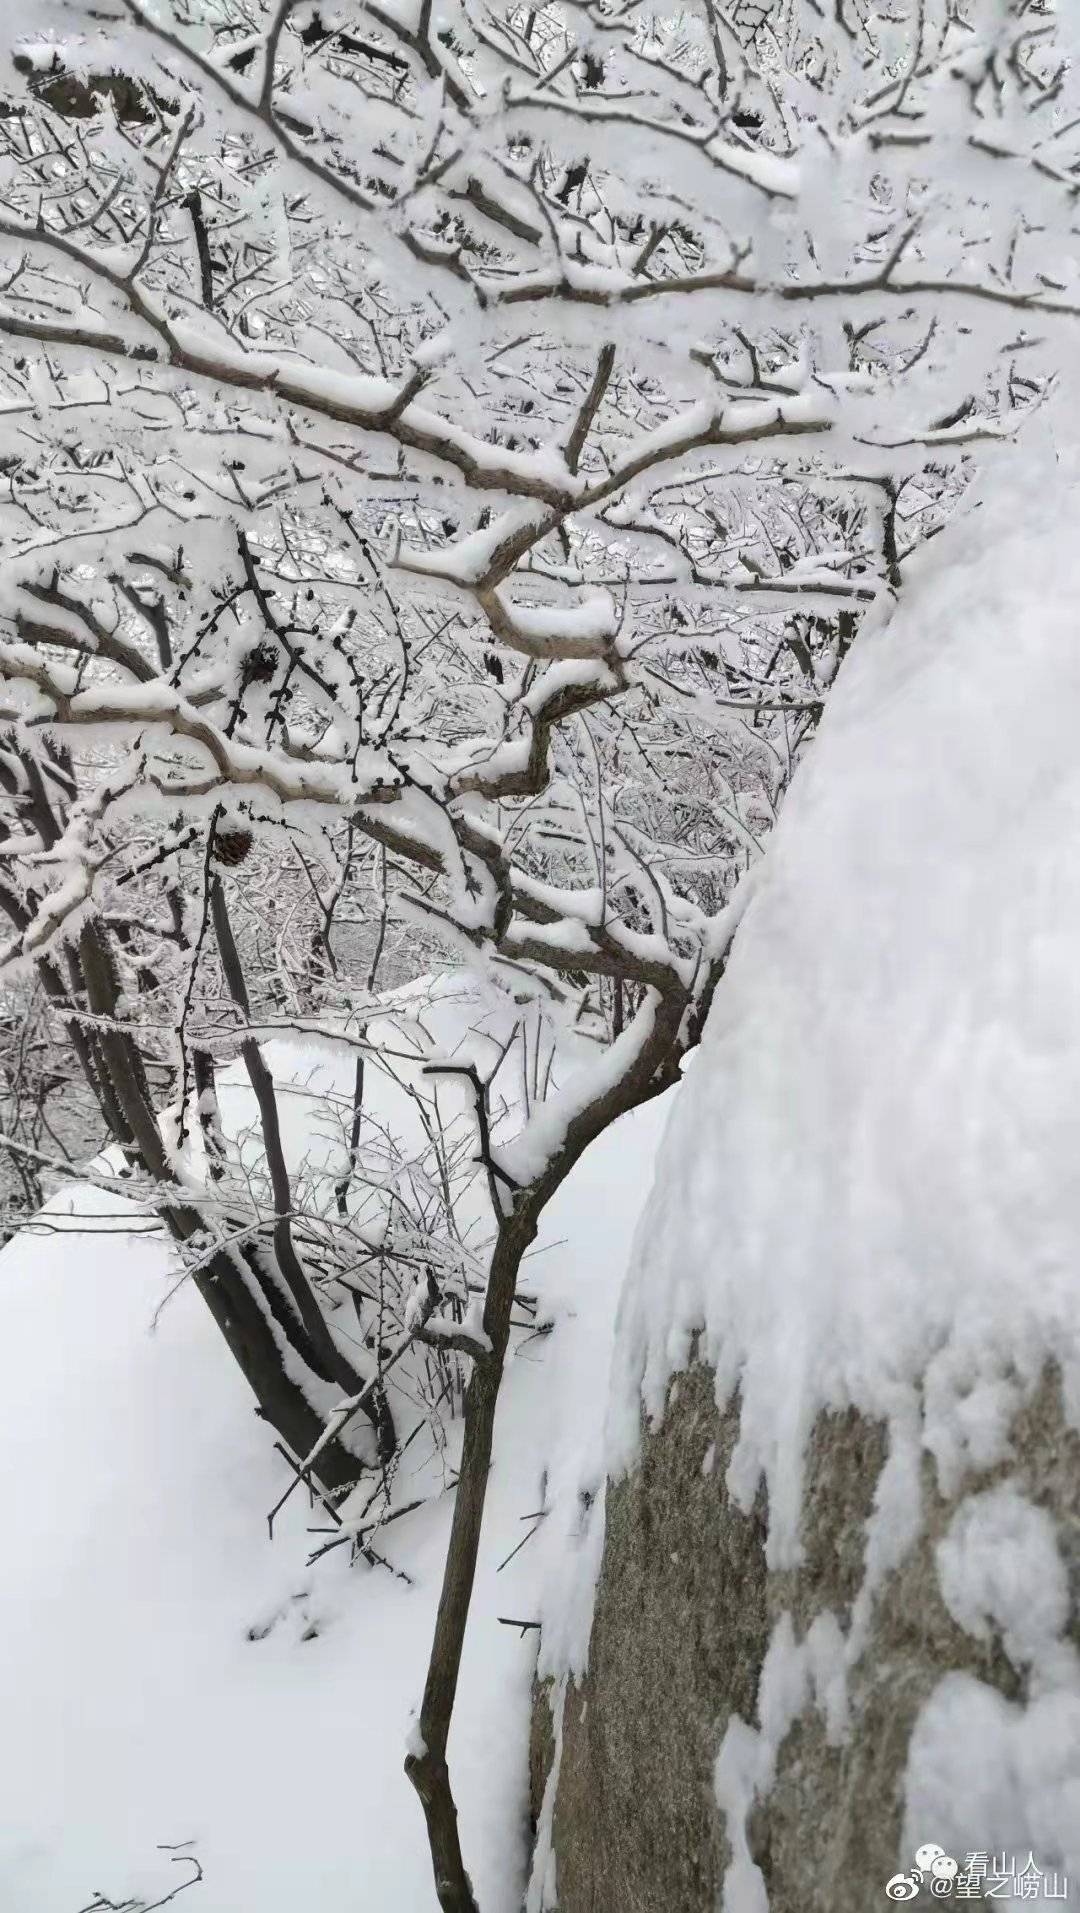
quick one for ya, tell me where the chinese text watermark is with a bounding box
[886,1843,1069,1901]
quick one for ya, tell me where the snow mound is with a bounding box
[611,459,1080,1552]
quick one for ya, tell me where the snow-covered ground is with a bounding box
[0,1013,672,1911]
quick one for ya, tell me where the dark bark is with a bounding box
[191,1046,225,1180]
[210,875,396,1459]
[77,913,363,1492]
[187,1238,360,1496]
[406,1218,535,1912]
[335,1055,365,1217]
[184,189,215,310]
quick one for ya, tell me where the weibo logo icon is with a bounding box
[886,1844,960,1900]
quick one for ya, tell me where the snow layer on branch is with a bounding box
[492,590,618,651]
[401,503,549,585]
[499,991,659,1187]
[608,450,1080,1551]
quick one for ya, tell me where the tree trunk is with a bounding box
[72,920,366,1494]
[189,1240,361,1496]
[406,988,695,1910]
[405,1215,536,1912]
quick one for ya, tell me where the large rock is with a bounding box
[531,1362,1080,1911]
[528,470,1080,1910]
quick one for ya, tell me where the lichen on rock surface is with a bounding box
[531,1367,1080,1912]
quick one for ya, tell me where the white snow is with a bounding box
[0,1001,665,1910]
[905,1676,1080,1903]
[935,1488,1071,1672]
[400,504,549,587]
[489,590,618,654]
[1,1183,529,1913]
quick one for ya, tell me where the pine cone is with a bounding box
[213,828,253,867]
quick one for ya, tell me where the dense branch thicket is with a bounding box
[0,1,1076,1905]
